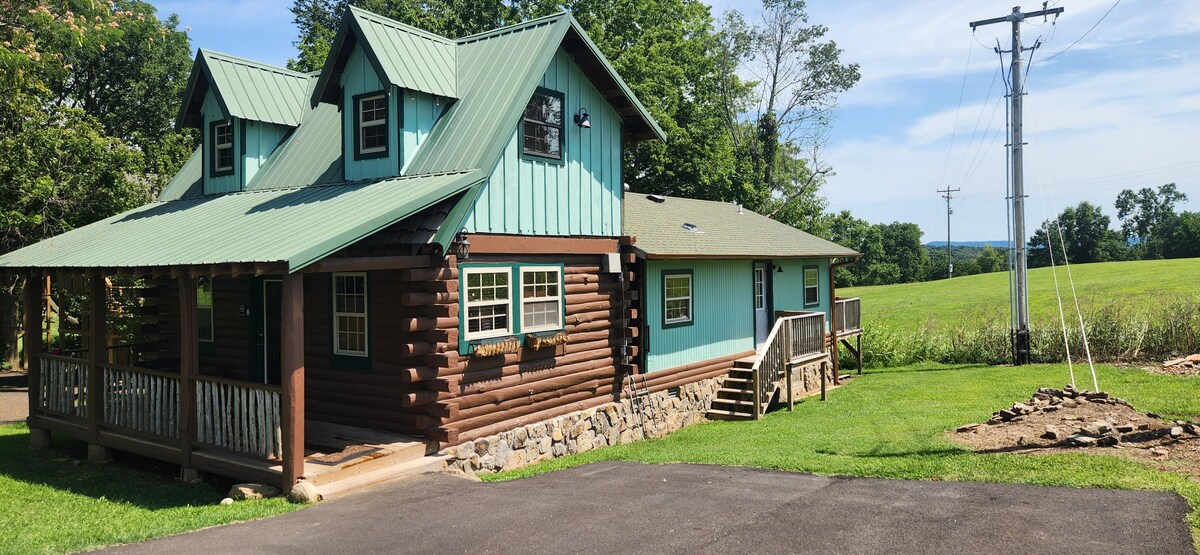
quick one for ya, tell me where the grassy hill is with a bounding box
[840,259,1200,366]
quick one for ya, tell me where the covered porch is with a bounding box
[20,267,436,493]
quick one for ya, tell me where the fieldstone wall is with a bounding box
[786,359,834,401]
[443,375,724,475]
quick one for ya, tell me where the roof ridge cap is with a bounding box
[198,49,309,79]
[348,5,456,45]
[455,11,568,44]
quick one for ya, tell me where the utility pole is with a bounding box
[937,187,960,278]
[970,4,1063,366]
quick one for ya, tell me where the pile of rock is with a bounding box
[981,385,1134,426]
[1161,354,1200,375]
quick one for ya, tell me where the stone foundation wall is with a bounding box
[443,375,724,475]
[786,359,834,401]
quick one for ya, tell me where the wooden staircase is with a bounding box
[707,356,762,420]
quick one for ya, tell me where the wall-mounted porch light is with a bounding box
[456,229,471,260]
[574,108,591,129]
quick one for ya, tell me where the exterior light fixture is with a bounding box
[456,229,471,260]
[574,108,591,129]
[776,265,784,273]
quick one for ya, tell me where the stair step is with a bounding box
[706,408,754,420]
[723,376,753,385]
[712,398,756,407]
[717,387,753,396]
[316,455,452,500]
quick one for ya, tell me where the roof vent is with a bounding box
[682,223,703,233]
[647,194,665,203]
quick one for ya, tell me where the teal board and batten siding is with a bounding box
[201,89,240,195]
[462,48,623,237]
[644,260,755,373]
[242,120,288,186]
[771,258,832,330]
[341,46,443,180]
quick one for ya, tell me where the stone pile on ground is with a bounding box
[1159,354,1200,376]
[955,384,1199,454]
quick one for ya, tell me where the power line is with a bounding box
[1039,0,1119,63]
[937,187,961,278]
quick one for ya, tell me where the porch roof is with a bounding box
[623,194,860,260]
[0,170,483,274]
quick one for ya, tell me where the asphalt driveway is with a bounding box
[110,461,1193,554]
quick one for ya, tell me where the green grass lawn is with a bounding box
[0,425,298,554]
[490,363,1200,547]
[841,258,1200,333]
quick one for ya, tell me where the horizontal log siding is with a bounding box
[436,253,629,443]
[202,277,250,380]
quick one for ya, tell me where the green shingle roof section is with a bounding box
[246,101,343,191]
[177,50,310,128]
[0,171,483,273]
[623,194,860,259]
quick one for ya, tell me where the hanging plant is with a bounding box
[471,337,520,358]
[526,331,569,350]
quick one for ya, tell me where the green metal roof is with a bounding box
[0,171,483,273]
[158,146,203,201]
[177,50,311,129]
[311,6,458,105]
[246,102,344,191]
[623,194,860,259]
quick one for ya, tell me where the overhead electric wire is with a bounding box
[1039,0,1121,63]
[937,35,977,191]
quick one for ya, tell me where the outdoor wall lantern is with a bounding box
[456,229,471,260]
[574,108,591,129]
[775,265,784,273]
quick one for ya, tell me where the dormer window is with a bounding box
[522,88,563,160]
[355,92,388,159]
[210,121,234,176]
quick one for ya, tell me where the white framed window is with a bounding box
[663,272,692,326]
[357,93,388,157]
[520,266,562,333]
[333,273,368,356]
[464,267,512,340]
[753,267,766,310]
[197,277,214,343]
[804,266,819,307]
[212,122,233,173]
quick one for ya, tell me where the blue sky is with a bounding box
[160,0,1200,241]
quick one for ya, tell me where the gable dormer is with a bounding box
[177,50,309,194]
[311,7,458,181]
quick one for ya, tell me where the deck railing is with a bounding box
[194,377,283,460]
[833,297,861,334]
[36,354,89,418]
[752,312,827,418]
[102,364,180,439]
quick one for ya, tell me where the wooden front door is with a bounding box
[754,263,769,349]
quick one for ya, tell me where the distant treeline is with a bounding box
[829,183,1197,287]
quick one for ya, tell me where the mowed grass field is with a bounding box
[838,258,1200,365]
[842,258,1200,333]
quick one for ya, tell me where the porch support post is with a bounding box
[178,276,199,480]
[828,264,840,385]
[280,273,305,491]
[24,274,49,448]
[87,273,111,462]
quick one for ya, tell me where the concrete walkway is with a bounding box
[110,461,1194,554]
[0,372,27,425]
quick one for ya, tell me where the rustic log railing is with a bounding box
[63,343,147,367]
[101,363,180,439]
[194,376,283,460]
[36,354,89,418]
[834,297,862,335]
[751,312,827,418]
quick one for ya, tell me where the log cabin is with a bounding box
[0,7,862,495]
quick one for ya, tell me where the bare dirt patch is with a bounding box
[1146,354,1200,377]
[952,385,1200,479]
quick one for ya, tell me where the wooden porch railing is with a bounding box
[102,363,180,439]
[194,376,283,460]
[752,312,827,418]
[36,354,88,418]
[834,297,861,334]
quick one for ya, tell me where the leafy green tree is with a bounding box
[975,244,1006,274]
[0,1,191,368]
[876,222,928,283]
[1115,183,1187,258]
[1029,201,1127,267]
[1160,211,1200,259]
